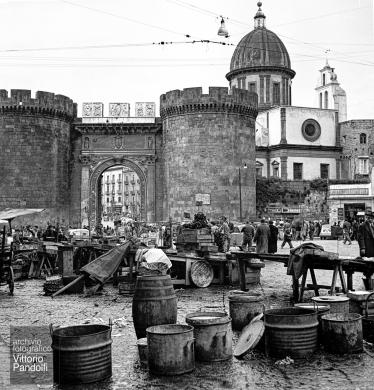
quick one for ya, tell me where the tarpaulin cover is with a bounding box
[80,241,131,284]
[0,208,45,221]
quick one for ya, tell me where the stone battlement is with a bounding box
[0,89,76,119]
[160,87,258,119]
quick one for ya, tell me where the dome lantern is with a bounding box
[254,1,266,29]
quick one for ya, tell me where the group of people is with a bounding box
[5,224,68,245]
[240,219,280,254]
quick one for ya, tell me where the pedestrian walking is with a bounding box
[342,219,352,245]
[254,219,270,254]
[309,221,315,240]
[268,221,278,254]
[218,216,230,253]
[241,221,254,252]
[281,225,293,249]
[358,212,374,257]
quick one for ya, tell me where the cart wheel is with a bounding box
[8,266,14,296]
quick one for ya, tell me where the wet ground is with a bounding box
[1,239,374,390]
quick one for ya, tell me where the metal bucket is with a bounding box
[362,292,374,343]
[51,322,112,384]
[146,324,195,375]
[321,313,363,354]
[185,312,232,362]
[294,302,330,340]
[264,307,318,359]
[137,338,148,366]
[229,292,263,330]
[312,296,349,314]
[132,275,177,339]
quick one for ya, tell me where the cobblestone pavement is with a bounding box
[1,239,374,390]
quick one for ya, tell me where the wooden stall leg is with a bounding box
[330,265,338,295]
[338,265,347,293]
[238,259,247,291]
[346,271,353,291]
[227,259,233,286]
[309,267,319,296]
[292,274,300,302]
[299,268,308,302]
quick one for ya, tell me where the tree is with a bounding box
[256,176,286,215]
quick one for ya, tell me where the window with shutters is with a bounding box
[359,158,369,174]
[320,164,329,179]
[360,133,367,144]
[293,163,303,180]
[273,83,280,105]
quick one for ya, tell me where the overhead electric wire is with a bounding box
[59,0,194,38]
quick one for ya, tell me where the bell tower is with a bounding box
[315,61,347,122]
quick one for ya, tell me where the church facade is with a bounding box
[227,2,346,183]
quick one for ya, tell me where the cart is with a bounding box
[0,208,45,295]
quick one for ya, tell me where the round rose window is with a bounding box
[302,119,321,142]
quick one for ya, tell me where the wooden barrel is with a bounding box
[132,275,177,339]
[185,312,232,362]
[321,313,363,354]
[265,307,318,359]
[147,324,195,375]
[51,324,112,384]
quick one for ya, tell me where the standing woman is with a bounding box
[268,221,278,254]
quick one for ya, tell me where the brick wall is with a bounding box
[0,89,76,225]
[160,87,258,222]
[340,120,374,178]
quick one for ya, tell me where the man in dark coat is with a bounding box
[358,212,374,257]
[254,219,270,254]
[241,221,255,252]
[268,221,278,254]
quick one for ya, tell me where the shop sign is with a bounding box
[195,193,211,205]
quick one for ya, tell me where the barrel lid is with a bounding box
[185,311,230,325]
[234,318,264,359]
[228,293,263,302]
[312,296,349,303]
[294,303,330,312]
[190,260,214,288]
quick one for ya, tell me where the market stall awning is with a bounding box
[0,208,45,221]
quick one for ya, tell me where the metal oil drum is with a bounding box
[264,307,318,359]
[147,324,195,375]
[363,292,374,343]
[185,312,232,362]
[51,323,112,384]
[321,313,363,354]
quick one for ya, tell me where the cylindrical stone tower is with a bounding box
[0,89,76,225]
[160,87,258,222]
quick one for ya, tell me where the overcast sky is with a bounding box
[0,0,373,119]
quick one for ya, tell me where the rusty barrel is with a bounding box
[51,323,112,385]
[363,292,374,343]
[132,275,177,339]
[264,307,318,359]
[185,312,232,361]
[147,324,195,375]
[229,292,263,330]
[321,313,363,354]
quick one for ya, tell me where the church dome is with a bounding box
[226,3,295,81]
